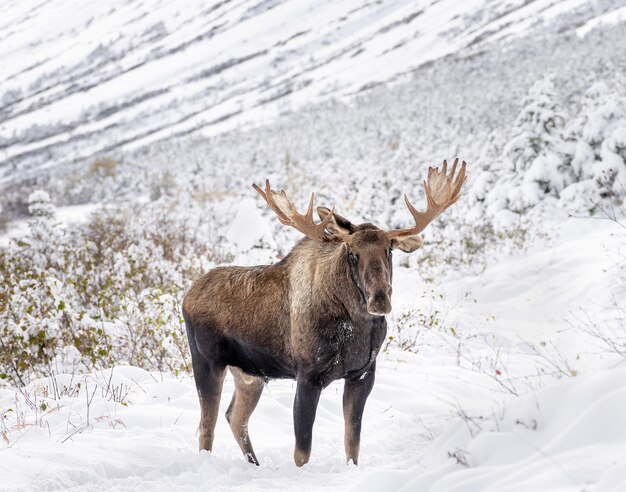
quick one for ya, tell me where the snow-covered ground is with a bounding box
[2,213,624,491]
[2,1,626,490]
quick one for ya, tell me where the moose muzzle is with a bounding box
[366,283,392,316]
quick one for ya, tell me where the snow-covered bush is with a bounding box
[0,195,226,386]
[28,190,56,219]
[470,74,626,221]
[473,76,572,216]
[561,81,626,210]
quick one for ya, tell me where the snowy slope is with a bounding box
[2,213,624,491]
[363,368,626,492]
[2,1,626,490]
[0,0,612,177]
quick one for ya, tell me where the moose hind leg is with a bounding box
[225,367,265,465]
[192,356,227,452]
[343,363,376,465]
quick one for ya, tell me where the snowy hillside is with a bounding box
[0,0,623,177]
[2,1,626,491]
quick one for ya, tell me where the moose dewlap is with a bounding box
[182,159,467,466]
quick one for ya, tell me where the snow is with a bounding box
[0,203,99,247]
[435,214,622,337]
[2,214,625,491]
[576,5,626,37]
[226,197,275,253]
[0,0,614,176]
[396,368,626,492]
[2,1,626,490]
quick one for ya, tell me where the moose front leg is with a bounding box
[343,362,376,465]
[293,379,322,466]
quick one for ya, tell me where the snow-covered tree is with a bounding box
[504,77,566,173]
[471,74,626,219]
[501,76,572,211]
[23,190,65,272]
[28,190,56,219]
[559,81,626,211]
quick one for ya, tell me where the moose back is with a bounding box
[183,160,467,466]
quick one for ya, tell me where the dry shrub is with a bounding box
[88,157,117,178]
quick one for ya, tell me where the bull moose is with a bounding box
[182,159,467,466]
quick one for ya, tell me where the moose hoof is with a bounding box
[294,448,311,467]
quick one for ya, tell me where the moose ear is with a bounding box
[390,234,423,253]
[317,206,355,235]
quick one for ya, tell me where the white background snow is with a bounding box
[1,1,626,491]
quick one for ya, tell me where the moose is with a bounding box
[182,159,467,466]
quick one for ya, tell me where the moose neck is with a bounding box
[286,238,386,324]
[328,245,384,325]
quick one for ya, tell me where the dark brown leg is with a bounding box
[343,363,375,465]
[293,379,322,466]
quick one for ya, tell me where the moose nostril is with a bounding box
[372,291,390,308]
[367,290,392,315]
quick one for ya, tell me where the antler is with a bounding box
[387,159,467,238]
[253,180,343,242]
